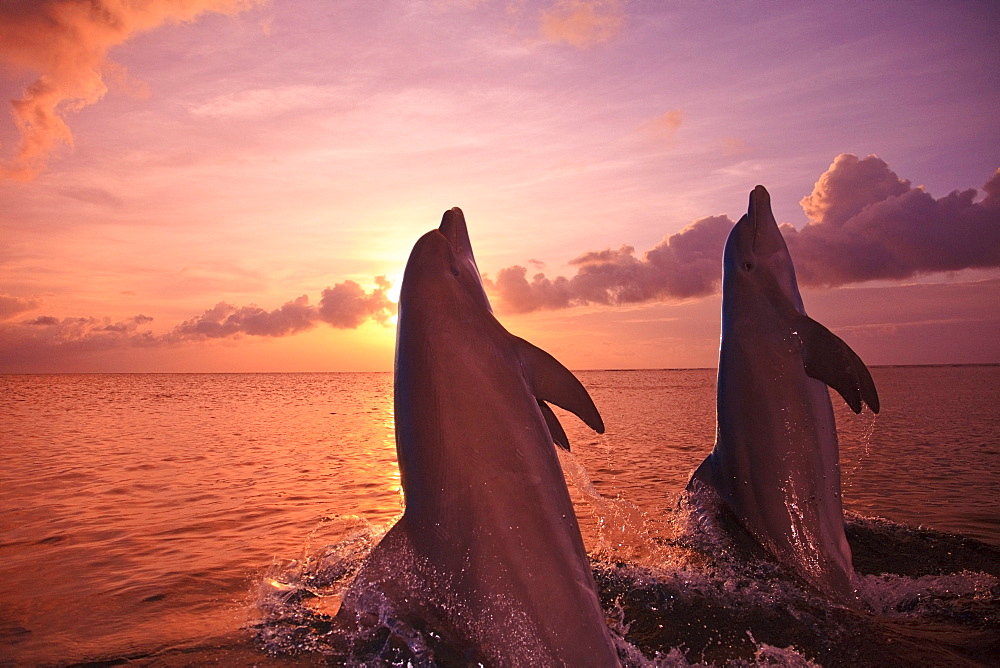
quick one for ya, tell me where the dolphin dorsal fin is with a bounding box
[537,400,571,450]
[514,337,606,434]
[795,315,880,414]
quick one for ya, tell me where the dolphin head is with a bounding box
[438,207,493,313]
[399,208,493,319]
[723,185,804,313]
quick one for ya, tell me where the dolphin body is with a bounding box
[339,209,620,666]
[689,186,879,603]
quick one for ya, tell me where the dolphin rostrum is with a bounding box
[689,185,879,603]
[338,208,620,666]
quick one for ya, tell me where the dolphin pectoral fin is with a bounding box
[796,315,880,414]
[687,454,716,491]
[537,400,571,450]
[513,337,605,434]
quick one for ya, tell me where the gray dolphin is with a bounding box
[689,185,879,603]
[339,208,620,666]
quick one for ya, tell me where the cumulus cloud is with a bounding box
[167,278,394,340]
[0,0,260,179]
[540,0,624,48]
[0,278,394,368]
[7,313,157,351]
[490,214,734,313]
[167,278,395,339]
[786,154,1000,285]
[489,155,1000,313]
[170,295,318,339]
[318,277,394,328]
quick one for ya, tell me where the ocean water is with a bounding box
[1,366,998,666]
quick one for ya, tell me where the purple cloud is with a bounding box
[489,155,1000,313]
[171,295,318,339]
[318,277,394,328]
[0,278,395,370]
[787,154,1000,285]
[489,214,734,313]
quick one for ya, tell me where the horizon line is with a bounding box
[3,362,998,376]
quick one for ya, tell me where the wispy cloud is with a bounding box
[489,155,1000,313]
[539,0,624,48]
[58,186,124,208]
[0,294,40,320]
[0,0,261,179]
[187,84,341,119]
[638,110,684,147]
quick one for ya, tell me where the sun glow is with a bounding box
[385,272,403,326]
[385,273,403,305]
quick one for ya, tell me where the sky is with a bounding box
[1,0,998,373]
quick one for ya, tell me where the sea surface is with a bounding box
[1,367,998,666]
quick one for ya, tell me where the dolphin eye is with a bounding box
[743,261,754,271]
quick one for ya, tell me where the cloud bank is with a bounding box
[2,155,996,369]
[488,214,733,312]
[491,154,1000,313]
[0,0,260,179]
[0,278,394,366]
[170,278,394,339]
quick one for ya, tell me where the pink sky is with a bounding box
[1,0,998,373]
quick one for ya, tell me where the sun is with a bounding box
[384,272,403,326]
[385,273,403,305]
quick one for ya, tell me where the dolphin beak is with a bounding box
[439,207,478,267]
[434,207,493,313]
[748,185,785,256]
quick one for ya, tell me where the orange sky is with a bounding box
[1,1,998,373]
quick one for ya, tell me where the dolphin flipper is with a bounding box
[796,315,880,414]
[537,400,571,450]
[514,337,605,434]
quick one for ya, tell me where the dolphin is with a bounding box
[688,185,879,603]
[338,208,620,666]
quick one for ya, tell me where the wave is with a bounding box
[250,495,1000,666]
